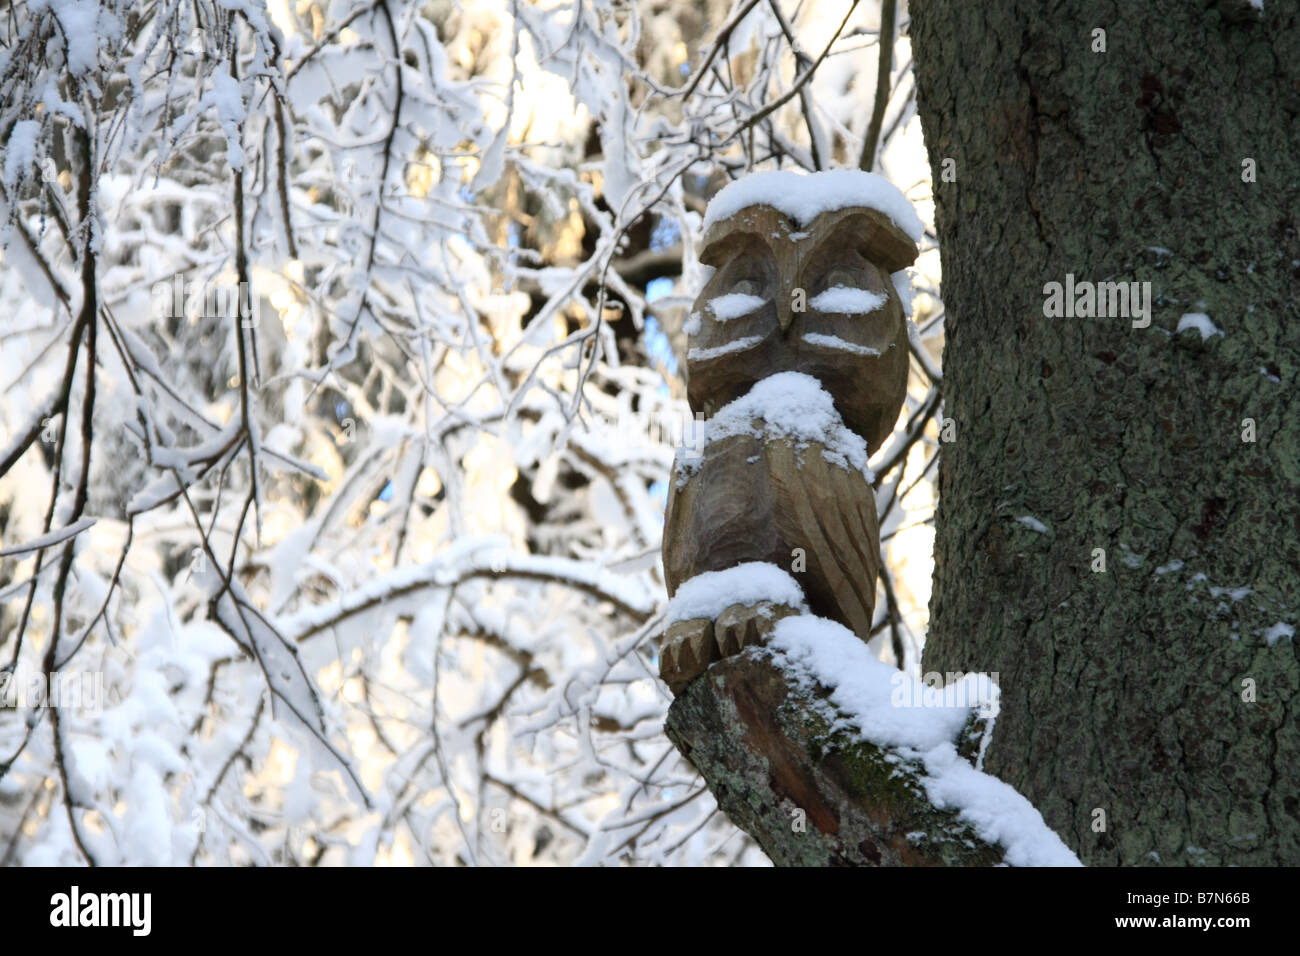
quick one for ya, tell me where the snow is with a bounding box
[1176,312,1222,340]
[1263,622,1294,647]
[809,285,886,314]
[709,293,766,321]
[205,571,370,808]
[771,616,976,748]
[3,120,40,193]
[687,334,764,362]
[0,0,812,871]
[0,516,96,557]
[676,372,872,480]
[703,169,925,242]
[665,562,807,624]
[207,71,247,171]
[279,539,659,640]
[769,615,1082,867]
[124,764,171,866]
[891,269,914,318]
[47,0,108,76]
[1210,585,1251,601]
[800,333,880,356]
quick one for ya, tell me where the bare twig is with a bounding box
[858,0,897,170]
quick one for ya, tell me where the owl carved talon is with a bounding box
[660,600,801,696]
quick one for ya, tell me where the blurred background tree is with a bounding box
[0,0,943,865]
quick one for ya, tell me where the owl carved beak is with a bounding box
[777,290,795,334]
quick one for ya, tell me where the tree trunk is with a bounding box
[911,0,1300,865]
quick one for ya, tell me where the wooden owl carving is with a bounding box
[660,176,920,695]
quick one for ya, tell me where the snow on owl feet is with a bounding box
[659,600,805,696]
[659,563,808,696]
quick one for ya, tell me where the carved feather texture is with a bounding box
[664,431,880,643]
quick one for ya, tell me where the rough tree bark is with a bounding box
[911,0,1300,865]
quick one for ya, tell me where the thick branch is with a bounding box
[664,651,1003,866]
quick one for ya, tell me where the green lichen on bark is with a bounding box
[664,650,1003,866]
[910,0,1300,864]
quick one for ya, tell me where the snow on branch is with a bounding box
[667,616,1080,867]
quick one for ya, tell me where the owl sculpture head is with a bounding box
[686,170,922,453]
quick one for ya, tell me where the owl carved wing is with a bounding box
[664,428,881,640]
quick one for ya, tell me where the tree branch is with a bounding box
[857,0,897,170]
[664,651,1004,866]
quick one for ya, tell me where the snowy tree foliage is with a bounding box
[0,0,942,865]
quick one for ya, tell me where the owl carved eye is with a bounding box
[706,270,770,322]
[816,267,866,295]
[808,260,887,315]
